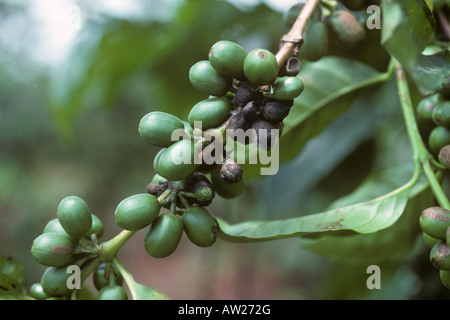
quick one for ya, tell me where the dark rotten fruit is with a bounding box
[273,76,304,101]
[430,240,450,270]
[144,213,183,258]
[251,119,280,150]
[57,196,92,237]
[420,207,450,240]
[41,267,72,297]
[114,193,160,231]
[209,40,248,81]
[235,81,258,107]
[97,284,128,300]
[262,100,292,123]
[182,206,218,247]
[31,233,74,267]
[157,139,201,181]
[188,97,233,130]
[220,158,243,183]
[243,49,279,86]
[299,20,329,62]
[139,112,185,148]
[189,60,232,97]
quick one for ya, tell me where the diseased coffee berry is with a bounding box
[428,126,450,154]
[189,60,232,96]
[211,165,244,199]
[242,101,261,121]
[97,284,128,300]
[262,101,291,124]
[327,9,365,47]
[299,20,329,62]
[114,193,161,231]
[187,173,215,206]
[273,76,304,101]
[40,267,72,297]
[85,214,104,238]
[139,112,185,148]
[93,265,123,291]
[235,81,258,107]
[57,196,92,237]
[438,145,450,169]
[146,182,165,196]
[188,97,233,130]
[144,213,183,258]
[209,40,248,81]
[432,100,450,127]
[243,49,279,86]
[182,206,218,247]
[31,233,74,267]
[430,240,450,270]
[227,110,252,132]
[157,139,201,181]
[420,207,450,240]
[220,158,243,183]
[417,94,441,128]
[251,119,280,151]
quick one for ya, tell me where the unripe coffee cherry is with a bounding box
[428,126,450,154]
[220,158,243,183]
[97,284,128,300]
[432,100,450,127]
[327,9,365,47]
[189,60,232,96]
[417,94,440,128]
[144,213,183,258]
[139,112,185,148]
[243,49,279,86]
[57,196,92,237]
[157,139,201,181]
[273,76,304,101]
[209,40,248,81]
[211,165,244,199]
[420,207,450,240]
[85,214,104,238]
[188,97,233,130]
[114,193,160,231]
[423,232,440,249]
[40,267,72,297]
[43,218,79,245]
[262,100,292,123]
[93,265,123,291]
[182,206,218,247]
[186,173,215,206]
[430,240,450,270]
[30,283,49,300]
[299,20,329,62]
[31,233,74,267]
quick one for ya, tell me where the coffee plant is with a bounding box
[1,0,450,300]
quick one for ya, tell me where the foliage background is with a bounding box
[0,0,449,299]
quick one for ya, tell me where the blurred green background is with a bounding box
[1,0,449,299]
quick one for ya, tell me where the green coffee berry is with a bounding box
[43,218,79,245]
[157,139,201,181]
[194,187,214,202]
[93,265,123,291]
[327,9,365,47]
[182,206,218,247]
[417,94,441,128]
[428,126,450,154]
[189,60,232,96]
[30,283,49,300]
[153,148,167,173]
[211,165,244,199]
[57,196,92,236]
[151,173,168,185]
[440,270,450,289]
[209,40,248,80]
[31,233,74,267]
[139,112,185,148]
[40,267,72,297]
[430,240,450,270]
[420,207,450,240]
[273,76,304,101]
[85,214,104,238]
[299,20,329,62]
[188,97,233,130]
[114,193,161,231]
[97,284,128,300]
[186,173,215,206]
[423,232,440,249]
[144,213,184,258]
[243,49,279,86]
[432,101,450,127]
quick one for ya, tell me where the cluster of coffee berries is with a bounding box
[419,206,450,289]
[29,196,119,299]
[416,91,450,160]
[284,0,366,62]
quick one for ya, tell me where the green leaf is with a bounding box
[240,56,389,178]
[408,51,450,96]
[133,282,170,300]
[217,164,421,242]
[0,274,26,299]
[0,256,25,287]
[381,0,435,68]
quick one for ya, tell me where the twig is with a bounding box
[275,0,321,69]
